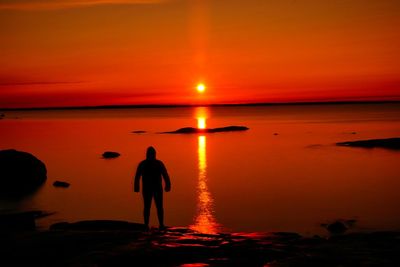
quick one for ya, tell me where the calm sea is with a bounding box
[1,103,399,235]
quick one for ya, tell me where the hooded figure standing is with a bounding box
[134,146,171,230]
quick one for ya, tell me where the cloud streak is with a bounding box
[0,81,86,86]
[0,0,165,11]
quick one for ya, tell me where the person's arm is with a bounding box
[134,162,142,192]
[161,161,171,192]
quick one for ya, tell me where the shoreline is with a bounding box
[1,220,399,266]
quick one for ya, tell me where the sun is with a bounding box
[196,83,206,93]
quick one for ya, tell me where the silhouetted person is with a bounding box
[134,146,171,230]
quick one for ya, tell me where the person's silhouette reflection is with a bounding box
[134,146,171,230]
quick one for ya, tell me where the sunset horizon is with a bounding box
[1,1,399,266]
[1,0,399,108]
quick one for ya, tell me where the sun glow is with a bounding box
[197,117,206,129]
[196,83,206,93]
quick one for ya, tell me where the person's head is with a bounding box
[146,146,156,160]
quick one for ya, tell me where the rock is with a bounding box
[326,221,348,235]
[161,126,249,134]
[132,130,146,134]
[273,133,279,135]
[50,220,146,231]
[0,149,47,196]
[102,151,120,159]
[337,137,400,150]
[0,210,49,231]
[53,181,70,188]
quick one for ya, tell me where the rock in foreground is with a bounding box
[0,211,50,231]
[337,137,400,150]
[0,149,47,196]
[162,126,249,134]
[1,224,399,266]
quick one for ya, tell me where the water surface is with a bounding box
[1,104,399,235]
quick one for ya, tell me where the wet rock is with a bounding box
[162,126,249,134]
[273,133,279,135]
[132,130,146,134]
[0,210,49,231]
[53,181,70,188]
[0,149,47,196]
[50,220,145,231]
[337,137,400,150]
[102,151,120,159]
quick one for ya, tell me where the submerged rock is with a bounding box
[53,181,70,188]
[337,137,400,150]
[322,219,357,235]
[102,151,120,159]
[0,149,47,196]
[161,126,249,134]
[326,221,348,234]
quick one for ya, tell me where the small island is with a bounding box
[161,126,249,134]
[337,137,400,150]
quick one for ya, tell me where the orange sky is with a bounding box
[1,0,399,108]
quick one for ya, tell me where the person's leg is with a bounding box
[142,191,153,229]
[154,190,164,228]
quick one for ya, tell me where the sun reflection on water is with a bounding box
[190,109,219,234]
[197,117,206,129]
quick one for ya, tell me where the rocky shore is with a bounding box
[0,219,399,266]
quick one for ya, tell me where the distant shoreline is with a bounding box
[1,100,399,111]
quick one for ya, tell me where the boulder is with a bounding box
[0,149,47,196]
[102,151,120,159]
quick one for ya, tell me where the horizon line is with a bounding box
[1,100,399,111]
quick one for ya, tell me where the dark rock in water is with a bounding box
[0,210,49,231]
[0,149,47,196]
[102,151,120,159]
[50,220,146,231]
[326,221,348,234]
[132,130,146,134]
[273,133,279,136]
[337,137,400,150]
[53,181,70,188]
[162,126,249,134]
